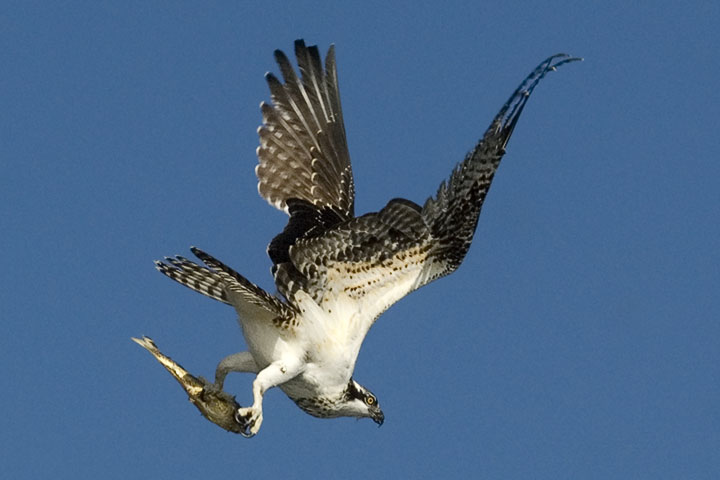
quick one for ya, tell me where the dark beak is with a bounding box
[371,408,384,426]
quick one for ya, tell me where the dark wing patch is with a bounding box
[267,198,347,265]
[256,40,354,218]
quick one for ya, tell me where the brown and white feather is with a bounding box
[256,40,354,218]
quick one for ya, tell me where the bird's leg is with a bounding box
[235,358,303,438]
[214,351,259,390]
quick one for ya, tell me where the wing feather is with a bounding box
[256,40,354,217]
[419,54,582,284]
[286,200,430,324]
[278,53,580,343]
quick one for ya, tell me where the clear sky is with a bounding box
[3,1,719,478]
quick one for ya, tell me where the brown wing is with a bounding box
[419,54,582,284]
[273,54,581,338]
[256,40,354,218]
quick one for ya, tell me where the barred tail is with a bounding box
[156,247,291,321]
[155,254,231,304]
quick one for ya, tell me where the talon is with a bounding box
[234,407,263,438]
[235,411,255,438]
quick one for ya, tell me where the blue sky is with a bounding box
[3,1,719,478]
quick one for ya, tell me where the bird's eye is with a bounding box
[365,395,375,405]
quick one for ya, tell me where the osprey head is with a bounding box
[294,379,384,426]
[342,379,384,426]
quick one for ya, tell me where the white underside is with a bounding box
[231,256,425,400]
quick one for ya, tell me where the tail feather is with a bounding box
[155,257,230,304]
[156,247,292,322]
[190,247,268,300]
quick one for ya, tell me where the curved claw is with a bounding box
[235,407,263,438]
[237,421,256,438]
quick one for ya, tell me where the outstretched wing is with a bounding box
[279,54,581,338]
[418,53,582,283]
[257,40,355,265]
[257,40,354,216]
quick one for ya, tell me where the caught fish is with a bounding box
[132,336,245,434]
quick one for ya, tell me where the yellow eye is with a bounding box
[365,395,375,405]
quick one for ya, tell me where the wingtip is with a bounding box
[325,44,337,67]
[548,54,583,71]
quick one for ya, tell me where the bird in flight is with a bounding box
[150,40,579,437]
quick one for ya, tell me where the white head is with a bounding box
[293,379,384,425]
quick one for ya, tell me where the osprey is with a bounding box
[154,40,579,437]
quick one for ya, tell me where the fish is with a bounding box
[132,336,245,434]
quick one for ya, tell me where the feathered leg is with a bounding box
[235,358,305,437]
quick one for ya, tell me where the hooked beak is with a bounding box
[371,407,384,426]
